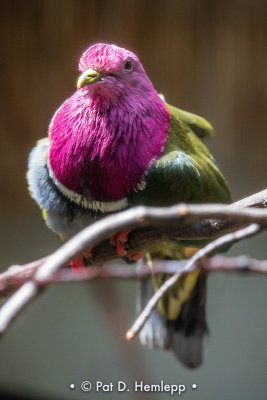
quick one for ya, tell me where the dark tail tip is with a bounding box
[170,331,203,368]
[168,272,208,368]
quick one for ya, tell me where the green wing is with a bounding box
[131,103,231,206]
[166,103,214,139]
[131,103,231,322]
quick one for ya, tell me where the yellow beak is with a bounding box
[77,68,102,89]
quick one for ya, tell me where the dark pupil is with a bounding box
[125,61,132,70]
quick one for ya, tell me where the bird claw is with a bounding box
[110,230,143,262]
[110,230,130,257]
[70,257,85,270]
[70,248,93,271]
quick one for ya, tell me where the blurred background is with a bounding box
[0,0,266,399]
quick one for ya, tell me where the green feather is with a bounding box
[132,103,231,320]
[132,103,231,206]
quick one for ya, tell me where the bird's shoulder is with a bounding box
[158,102,216,170]
[165,103,214,145]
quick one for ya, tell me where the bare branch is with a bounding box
[204,254,267,273]
[125,223,261,340]
[227,189,267,209]
[41,254,267,282]
[0,257,48,298]
[1,254,267,296]
[83,190,267,263]
[0,189,266,336]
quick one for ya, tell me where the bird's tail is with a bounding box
[137,261,208,368]
[168,272,208,368]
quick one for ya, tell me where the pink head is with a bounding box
[77,43,154,100]
[49,43,169,202]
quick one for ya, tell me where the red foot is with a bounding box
[110,230,143,261]
[70,248,93,271]
[70,257,85,271]
[110,230,131,257]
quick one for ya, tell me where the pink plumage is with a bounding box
[49,43,169,201]
[79,43,138,74]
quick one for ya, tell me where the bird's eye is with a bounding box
[124,60,132,71]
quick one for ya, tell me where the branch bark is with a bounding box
[88,190,267,263]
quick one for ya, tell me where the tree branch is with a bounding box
[1,253,267,297]
[0,189,267,336]
[88,190,267,263]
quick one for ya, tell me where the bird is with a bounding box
[27,43,231,368]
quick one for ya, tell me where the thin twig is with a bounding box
[125,223,261,340]
[204,254,267,273]
[1,254,267,295]
[0,257,48,297]
[43,255,267,282]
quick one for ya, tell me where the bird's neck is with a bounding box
[48,89,169,202]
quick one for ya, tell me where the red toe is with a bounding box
[110,230,143,261]
[70,248,93,271]
[70,257,85,271]
[110,230,131,257]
